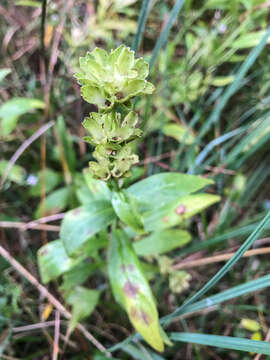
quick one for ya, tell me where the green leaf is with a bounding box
[134,229,191,256]
[60,261,100,293]
[108,229,164,352]
[1,116,17,136]
[144,194,220,231]
[211,76,235,87]
[163,123,195,144]
[123,166,145,187]
[116,46,135,75]
[81,85,105,107]
[133,58,149,79]
[38,240,80,283]
[0,69,11,83]
[170,333,270,355]
[92,48,109,67]
[112,191,144,233]
[60,200,116,255]
[231,31,270,49]
[34,187,69,219]
[0,160,25,184]
[15,0,41,6]
[121,80,146,99]
[241,319,260,332]
[0,98,45,136]
[83,168,112,201]
[127,172,214,213]
[66,286,100,332]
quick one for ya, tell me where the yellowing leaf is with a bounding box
[251,332,262,341]
[163,123,195,144]
[241,318,260,332]
[108,229,164,352]
[42,303,53,321]
[211,76,235,87]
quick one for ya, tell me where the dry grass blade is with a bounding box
[0,221,60,232]
[173,246,270,270]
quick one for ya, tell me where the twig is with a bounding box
[41,0,47,57]
[0,245,111,357]
[0,213,65,232]
[0,121,55,187]
[138,151,176,165]
[0,221,60,232]
[204,165,236,176]
[26,212,65,226]
[13,321,60,332]
[173,246,270,270]
[52,310,60,360]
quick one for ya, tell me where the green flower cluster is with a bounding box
[75,45,154,111]
[75,45,154,181]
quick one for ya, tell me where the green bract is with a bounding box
[75,45,154,180]
[75,45,154,110]
[89,143,139,181]
[83,111,142,146]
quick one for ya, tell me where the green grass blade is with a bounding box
[239,165,270,207]
[188,26,270,173]
[132,0,152,53]
[162,211,270,325]
[194,126,247,167]
[178,273,270,316]
[149,0,186,69]
[199,26,270,138]
[170,333,270,355]
[224,115,270,167]
[177,216,270,256]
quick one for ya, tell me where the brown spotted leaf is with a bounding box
[108,229,164,352]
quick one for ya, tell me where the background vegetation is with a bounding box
[1,0,270,359]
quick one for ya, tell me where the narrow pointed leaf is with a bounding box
[170,333,270,355]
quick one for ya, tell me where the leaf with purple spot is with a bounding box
[108,229,164,352]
